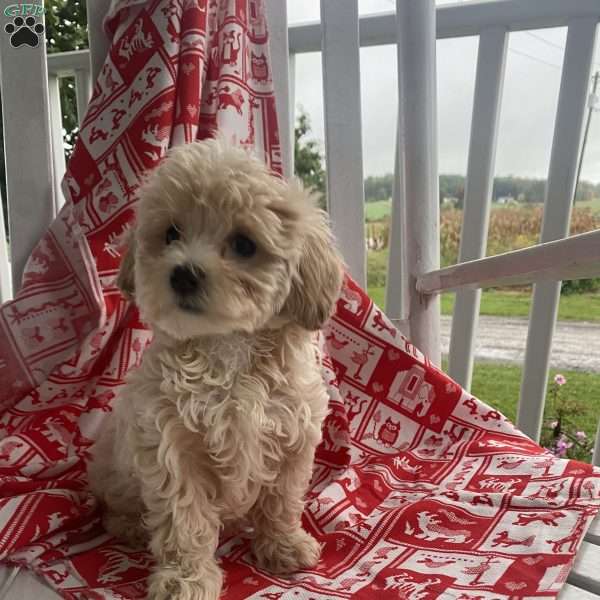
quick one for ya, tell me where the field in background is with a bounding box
[576,197,600,215]
[443,360,600,448]
[368,285,600,321]
[365,200,392,222]
[366,199,600,317]
[366,201,600,267]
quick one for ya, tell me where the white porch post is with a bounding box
[396,0,440,364]
[0,191,11,302]
[594,419,600,467]
[86,0,111,83]
[320,0,366,287]
[448,27,508,389]
[0,1,55,290]
[265,0,293,178]
[518,19,597,441]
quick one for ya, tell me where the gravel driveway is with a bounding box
[441,315,600,372]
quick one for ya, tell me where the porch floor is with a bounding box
[0,513,598,599]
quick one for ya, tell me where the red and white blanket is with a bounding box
[0,1,598,598]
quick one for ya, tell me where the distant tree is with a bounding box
[439,174,465,207]
[574,180,598,202]
[294,110,326,209]
[364,174,393,203]
[45,1,89,154]
[493,176,546,203]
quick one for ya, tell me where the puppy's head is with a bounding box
[118,139,343,340]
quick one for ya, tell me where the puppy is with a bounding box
[88,138,343,600]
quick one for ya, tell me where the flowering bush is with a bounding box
[540,374,595,462]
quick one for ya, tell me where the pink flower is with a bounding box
[551,442,567,458]
[576,431,587,440]
[556,436,573,455]
[554,374,566,386]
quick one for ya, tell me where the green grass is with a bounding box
[367,287,600,322]
[575,197,600,215]
[450,360,600,452]
[365,199,391,222]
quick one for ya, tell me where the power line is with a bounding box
[523,31,600,67]
[524,31,564,52]
[524,31,600,69]
[507,46,562,70]
[574,71,600,203]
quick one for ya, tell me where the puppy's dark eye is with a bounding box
[231,233,256,258]
[165,225,180,245]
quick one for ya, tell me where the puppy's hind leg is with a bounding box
[249,444,321,574]
[88,417,147,548]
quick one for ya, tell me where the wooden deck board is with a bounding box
[586,513,600,546]
[567,538,600,596]
[561,582,600,599]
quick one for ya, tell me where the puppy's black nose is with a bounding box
[170,265,204,296]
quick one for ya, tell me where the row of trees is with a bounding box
[366,172,600,205]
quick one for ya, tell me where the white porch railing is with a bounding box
[266,0,600,464]
[0,0,109,304]
[0,0,599,466]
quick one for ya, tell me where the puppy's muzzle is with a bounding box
[170,264,205,300]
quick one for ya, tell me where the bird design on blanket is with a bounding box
[497,457,527,470]
[326,332,349,350]
[416,557,456,569]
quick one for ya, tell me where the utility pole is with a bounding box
[574,70,600,203]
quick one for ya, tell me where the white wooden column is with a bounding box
[448,27,507,389]
[0,1,55,290]
[265,0,293,178]
[385,120,408,323]
[593,420,600,467]
[320,0,366,287]
[74,68,92,125]
[518,18,597,441]
[48,74,66,214]
[86,0,111,83]
[0,191,12,302]
[396,0,440,364]
[288,53,296,175]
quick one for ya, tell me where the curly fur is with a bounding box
[88,138,343,600]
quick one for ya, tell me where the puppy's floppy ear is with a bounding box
[116,230,136,300]
[282,188,344,331]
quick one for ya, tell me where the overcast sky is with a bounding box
[286,0,600,183]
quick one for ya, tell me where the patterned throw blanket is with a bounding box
[0,2,597,598]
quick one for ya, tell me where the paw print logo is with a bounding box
[5,16,44,48]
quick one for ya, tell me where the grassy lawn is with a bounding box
[365,199,391,221]
[575,197,600,215]
[451,360,600,453]
[368,287,600,322]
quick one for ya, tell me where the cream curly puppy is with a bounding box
[88,139,343,600]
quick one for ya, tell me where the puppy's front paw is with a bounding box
[148,564,223,600]
[253,528,321,574]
